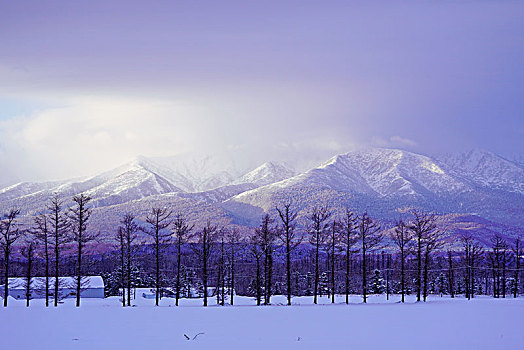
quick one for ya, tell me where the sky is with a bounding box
[0,0,523,184]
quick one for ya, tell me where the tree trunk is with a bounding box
[448,251,454,298]
[255,256,261,306]
[76,234,82,308]
[400,248,405,303]
[286,240,291,306]
[417,237,422,302]
[126,239,131,307]
[502,253,506,298]
[44,236,49,307]
[231,244,235,306]
[54,243,59,307]
[345,245,350,304]
[3,247,9,307]
[155,231,160,306]
[176,239,181,306]
[314,237,319,304]
[423,250,429,302]
[362,250,367,303]
[386,254,390,301]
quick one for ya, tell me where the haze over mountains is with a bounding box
[1,148,522,244]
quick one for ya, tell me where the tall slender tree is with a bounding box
[121,214,139,306]
[356,212,382,303]
[255,214,277,305]
[32,214,51,306]
[68,194,96,307]
[326,219,341,303]
[191,220,217,306]
[142,207,172,306]
[512,238,522,298]
[21,240,36,307]
[391,218,412,303]
[422,226,443,302]
[249,230,264,306]
[341,208,357,304]
[0,208,23,307]
[226,229,240,305]
[116,227,126,307]
[276,202,301,306]
[488,235,504,298]
[216,229,226,306]
[48,193,69,307]
[172,213,193,306]
[308,205,332,304]
[461,234,484,300]
[409,211,437,302]
[447,250,455,298]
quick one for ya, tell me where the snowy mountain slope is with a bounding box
[228,148,524,226]
[0,159,183,214]
[231,148,469,206]
[0,148,522,239]
[136,154,248,192]
[0,179,69,201]
[233,161,295,186]
[437,149,524,194]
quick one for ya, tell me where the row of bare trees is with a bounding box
[2,196,523,308]
[0,194,98,307]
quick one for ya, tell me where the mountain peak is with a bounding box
[234,161,295,186]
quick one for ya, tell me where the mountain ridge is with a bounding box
[0,148,522,241]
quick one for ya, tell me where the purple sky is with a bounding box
[0,1,523,183]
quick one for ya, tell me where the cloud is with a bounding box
[0,93,361,183]
[390,136,418,147]
[0,96,211,182]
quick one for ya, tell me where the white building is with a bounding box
[0,276,105,300]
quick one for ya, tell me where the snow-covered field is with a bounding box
[1,292,523,349]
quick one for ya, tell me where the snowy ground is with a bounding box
[1,292,523,349]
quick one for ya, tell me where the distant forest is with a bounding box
[1,193,522,307]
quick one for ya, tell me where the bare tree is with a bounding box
[142,207,172,306]
[276,202,301,306]
[409,211,437,302]
[21,240,36,307]
[32,214,51,306]
[191,220,218,307]
[356,212,382,303]
[120,214,139,306]
[47,193,70,307]
[216,229,226,306]
[489,235,502,298]
[116,227,126,307]
[226,229,240,305]
[68,193,97,307]
[447,250,455,298]
[422,226,444,301]
[512,238,522,298]
[391,218,412,303]
[0,208,23,307]
[172,213,193,306]
[341,208,358,304]
[461,234,484,300]
[249,229,264,306]
[326,219,341,303]
[307,205,332,304]
[255,214,277,305]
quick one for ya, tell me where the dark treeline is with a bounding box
[0,195,523,308]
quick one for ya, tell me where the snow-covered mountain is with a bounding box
[0,154,295,214]
[437,149,524,194]
[228,148,524,225]
[0,148,522,236]
[234,162,295,187]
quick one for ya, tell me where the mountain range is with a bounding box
[1,148,522,245]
